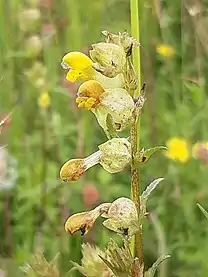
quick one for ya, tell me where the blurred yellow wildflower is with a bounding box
[166,137,189,163]
[156,44,174,57]
[38,91,51,109]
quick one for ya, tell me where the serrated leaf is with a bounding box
[197,203,208,220]
[99,256,120,277]
[139,146,167,164]
[144,255,170,277]
[69,243,112,277]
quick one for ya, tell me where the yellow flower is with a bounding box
[156,44,174,57]
[61,51,125,89]
[38,91,51,108]
[61,52,94,82]
[166,137,190,163]
[76,80,134,131]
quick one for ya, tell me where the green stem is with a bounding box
[130,0,144,274]
[130,0,141,96]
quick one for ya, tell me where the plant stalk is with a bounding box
[130,0,144,273]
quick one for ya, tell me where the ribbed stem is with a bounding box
[130,0,144,274]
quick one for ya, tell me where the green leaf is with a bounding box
[138,146,167,164]
[140,178,164,219]
[144,255,170,277]
[197,203,208,220]
[184,81,204,106]
[105,113,119,139]
[141,178,164,200]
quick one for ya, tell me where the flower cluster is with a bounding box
[61,31,139,132]
[60,31,141,238]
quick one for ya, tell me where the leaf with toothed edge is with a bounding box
[138,146,167,164]
[99,239,134,277]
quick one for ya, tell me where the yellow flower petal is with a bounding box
[76,97,97,109]
[78,80,104,99]
[66,69,80,82]
[156,44,174,57]
[60,159,86,182]
[65,211,95,235]
[62,52,93,70]
[65,203,111,235]
[62,52,94,82]
[76,81,104,109]
[166,137,189,163]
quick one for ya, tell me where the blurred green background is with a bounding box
[1,0,208,276]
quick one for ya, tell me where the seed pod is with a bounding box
[102,197,139,236]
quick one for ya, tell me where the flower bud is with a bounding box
[38,91,51,109]
[90,43,126,78]
[98,138,131,173]
[24,62,47,89]
[102,197,139,236]
[25,36,42,58]
[19,9,41,32]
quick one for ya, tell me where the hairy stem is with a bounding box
[130,0,144,273]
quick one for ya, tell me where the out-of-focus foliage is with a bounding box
[0,0,208,276]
